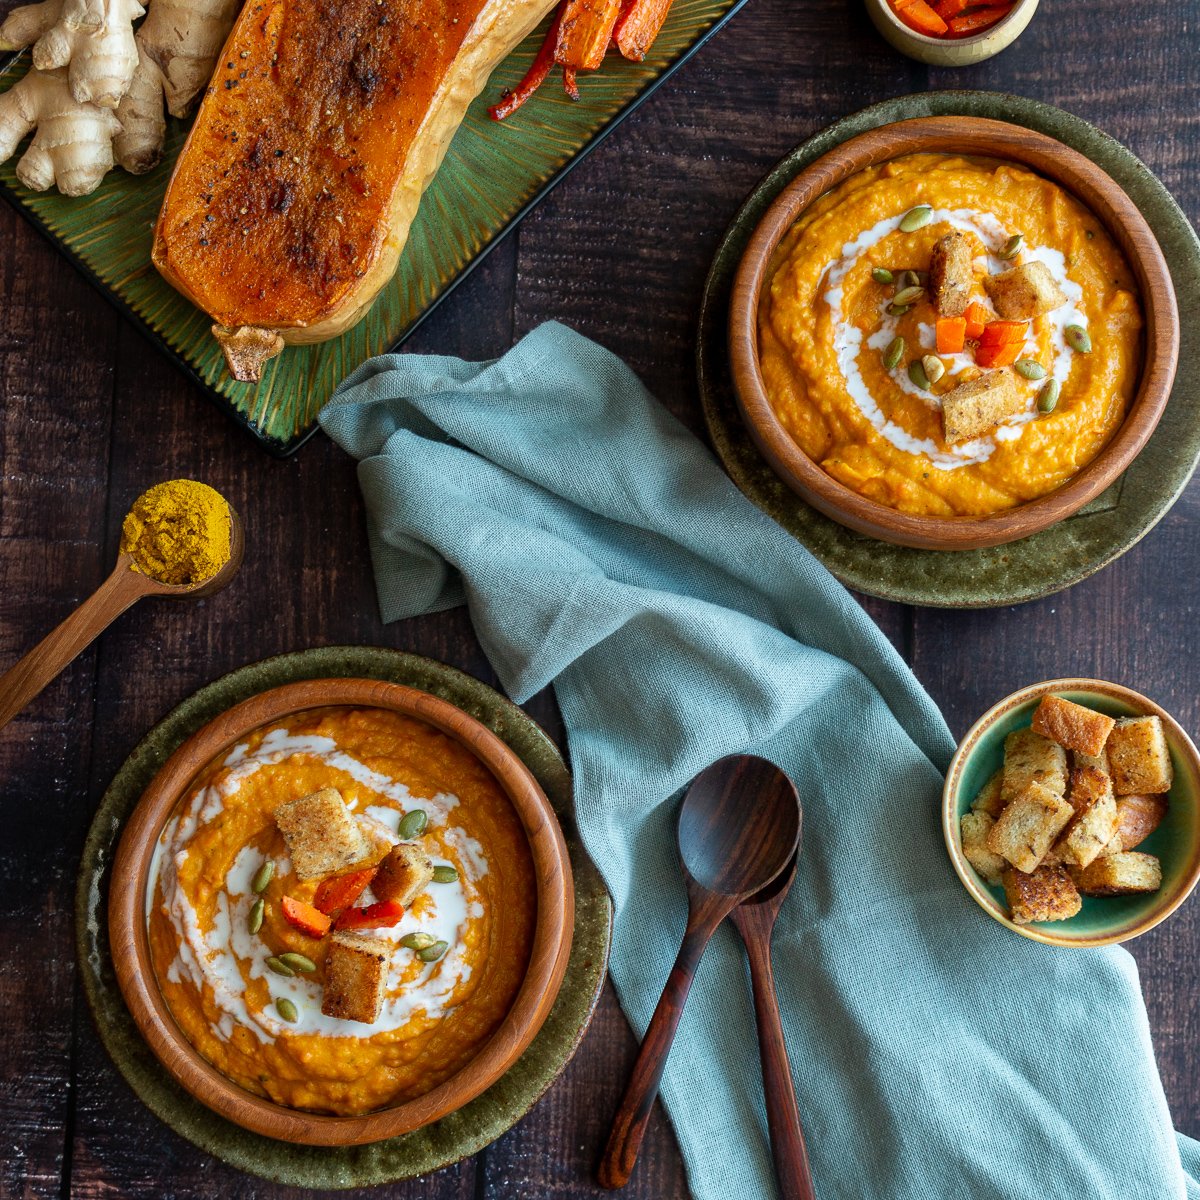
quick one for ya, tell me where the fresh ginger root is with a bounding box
[113,37,166,172]
[0,67,121,194]
[136,0,239,117]
[0,0,144,109]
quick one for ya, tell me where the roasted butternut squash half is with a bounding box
[153,0,557,380]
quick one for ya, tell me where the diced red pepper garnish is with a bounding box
[936,316,967,354]
[313,866,378,918]
[333,898,406,931]
[489,12,562,121]
[978,319,1028,346]
[281,895,331,938]
[894,0,949,36]
[974,341,1023,368]
[964,301,990,340]
[947,3,1012,35]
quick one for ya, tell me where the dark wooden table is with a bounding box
[2,1,1197,1195]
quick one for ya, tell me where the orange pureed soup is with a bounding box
[147,707,535,1115]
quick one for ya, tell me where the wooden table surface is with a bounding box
[2,1,1198,1195]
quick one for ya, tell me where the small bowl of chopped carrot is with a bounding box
[866,0,1039,65]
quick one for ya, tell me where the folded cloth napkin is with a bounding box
[320,323,1200,1200]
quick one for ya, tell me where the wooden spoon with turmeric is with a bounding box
[0,480,243,731]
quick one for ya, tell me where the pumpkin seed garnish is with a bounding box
[1038,379,1060,413]
[897,269,920,291]
[276,998,298,1024]
[278,952,316,973]
[398,809,428,839]
[1015,358,1047,380]
[921,355,945,384]
[266,956,295,977]
[997,233,1023,260]
[248,897,265,935]
[252,861,274,894]
[400,932,437,951]
[417,940,449,963]
[883,337,905,371]
[908,360,930,391]
[899,205,932,232]
[892,285,925,307]
[871,267,894,285]
[1065,325,1092,353]
[886,302,911,317]
[431,865,458,884]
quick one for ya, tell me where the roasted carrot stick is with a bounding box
[932,0,969,19]
[489,11,562,121]
[974,341,1023,368]
[896,0,949,36]
[614,0,673,61]
[555,0,622,69]
[936,316,967,354]
[562,65,580,100]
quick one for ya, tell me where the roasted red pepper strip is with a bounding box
[978,319,1028,346]
[489,12,562,121]
[281,895,332,938]
[333,898,405,931]
[313,866,378,918]
[947,4,1012,35]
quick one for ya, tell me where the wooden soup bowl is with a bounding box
[729,115,1180,551]
[109,678,574,1146]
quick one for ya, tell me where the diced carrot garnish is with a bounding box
[614,0,673,61]
[975,341,1023,368]
[555,0,622,70]
[948,4,1012,35]
[333,898,406,931]
[281,896,331,939]
[936,316,967,354]
[313,866,378,918]
[978,319,1028,346]
[489,12,562,120]
[896,0,949,35]
[964,301,990,340]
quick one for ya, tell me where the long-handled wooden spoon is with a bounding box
[597,754,800,1190]
[730,854,816,1200]
[0,511,244,731]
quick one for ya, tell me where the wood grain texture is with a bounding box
[1,0,1198,1196]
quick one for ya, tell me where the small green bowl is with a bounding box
[943,678,1200,946]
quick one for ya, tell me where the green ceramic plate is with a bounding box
[943,681,1200,946]
[1,0,746,455]
[76,646,612,1188]
[697,91,1200,608]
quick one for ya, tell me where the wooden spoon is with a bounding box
[0,509,244,731]
[598,754,800,1190]
[729,854,815,1200]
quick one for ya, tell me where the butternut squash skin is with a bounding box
[152,0,555,372]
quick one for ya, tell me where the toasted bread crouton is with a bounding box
[372,843,435,907]
[1056,766,1119,869]
[273,788,370,881]
[1031,695,1115,757]
[1003,865,1082,924]
[929,231,973,317]
[970,769,1006,817]
[1073,745,1109,774]
[1001,728,1068,805]
[941,372,1024,445]
[986,780,1074,872]
[1113,793,1168,852]
[1106,716,1173,795]
[961,812,1006,884]
[983,261,1067,319]
[321,931,389,1024]
[1071,851,1162,896]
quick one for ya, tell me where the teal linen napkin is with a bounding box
[320,323,1200,1200]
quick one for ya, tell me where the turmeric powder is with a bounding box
[120,479,231,586]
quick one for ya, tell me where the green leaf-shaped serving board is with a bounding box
[0,0,744,454]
